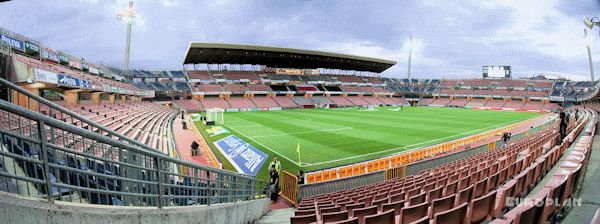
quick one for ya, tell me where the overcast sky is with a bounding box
[1,0,599,80]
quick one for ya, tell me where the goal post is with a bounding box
[205,108,224,125]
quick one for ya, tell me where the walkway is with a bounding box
[172,114,218,168]
[562,122,600,223]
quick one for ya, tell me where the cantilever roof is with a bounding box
[183,43,396,73]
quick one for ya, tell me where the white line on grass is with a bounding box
[249,127,353,138]
[301,118,531,167]
[221,123,302,167]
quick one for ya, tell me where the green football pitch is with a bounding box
[197,106,541,180]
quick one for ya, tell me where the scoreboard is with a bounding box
[483,66,511,78]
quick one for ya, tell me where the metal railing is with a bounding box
[0,75,267,207]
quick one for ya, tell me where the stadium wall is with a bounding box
[0,191,270,224]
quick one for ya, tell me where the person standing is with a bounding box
[269,156,282,175]
[297,170,305,185]
[269,164,279,201]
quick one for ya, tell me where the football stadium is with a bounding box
[0,0,599,223]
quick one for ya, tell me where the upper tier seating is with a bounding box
[274,96,299,108]
[252,96,279,108]
[192,84,222,92]
[187,71,213,80]
[247,85,271,91]
[223,72,259,81]
[13,54,138,92]
[222,84,246,93]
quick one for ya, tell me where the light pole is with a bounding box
[584,29,594,81]
[583,17,599,81]
[407,35,413,80]
[117,1,136,78]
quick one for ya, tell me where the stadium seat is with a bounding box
[352,205,377,224]
[400,201,428,224]
[381,200,404,216]
[329,217,359,224]
[290,214,317,224]
[468,190,496,223]
[430,194,455,218]
[322,210,349,223]
[433,202,469,224]
[364,209,395,224]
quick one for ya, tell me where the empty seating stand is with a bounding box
[292,107,592,224]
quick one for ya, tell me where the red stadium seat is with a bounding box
[322,210,349,223]
[364,209,395,224]
[352,205,377,224]
[433,202,469,224]
[290,214,317,224]
[468,190,496,223]
[382,200,405,216]
[400,202,428,224]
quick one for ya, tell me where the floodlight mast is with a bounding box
[407,35,413,80]
[583,17,599,81]
[117,1,136,79]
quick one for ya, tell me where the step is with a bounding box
[254,208,294,224]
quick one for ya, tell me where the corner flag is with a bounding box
[296,143,301,165]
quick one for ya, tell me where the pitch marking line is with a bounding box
[301,118,532,167]
[221,123,301,166]
[249,127,353,138]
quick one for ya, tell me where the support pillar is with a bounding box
[64,90,80,106]
[120,95,127,102]
[91,92,102,105]
[108,94,116,104]
[13,84,41,111]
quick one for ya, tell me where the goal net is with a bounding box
[205,108,224,124]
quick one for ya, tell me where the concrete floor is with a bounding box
[562,123,600,223]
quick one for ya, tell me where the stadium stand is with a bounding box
[274,96,300,108]
[174,99,202,112]
[227,97,257,108]
[346,96,370,106]
[252,96,280,108]
[447,98,468,107]
[504,101,525,110]
[328,96,355,107]
[200,97,231,109]
[484,100,506,108]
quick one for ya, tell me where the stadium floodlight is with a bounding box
[583,17,600,29]
[584,28,595,81]
[407,35,413,80]
[116,1,136,78]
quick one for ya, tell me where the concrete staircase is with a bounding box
[254,208,294,224]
